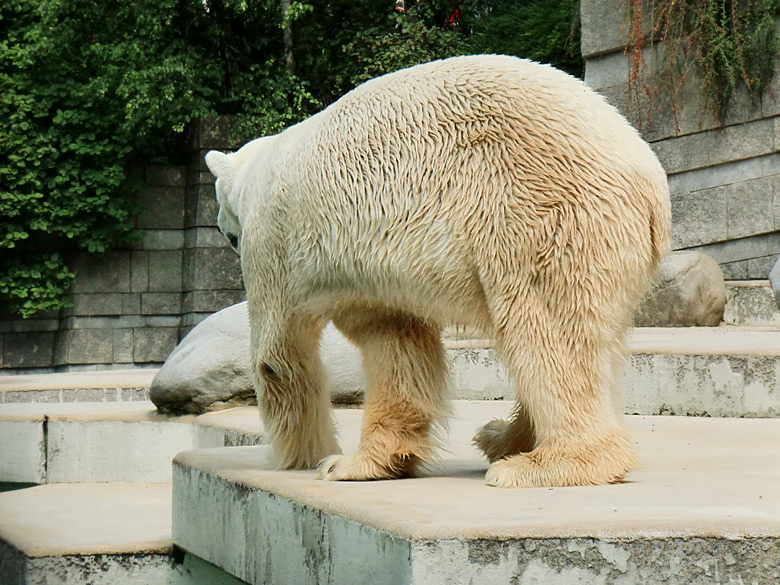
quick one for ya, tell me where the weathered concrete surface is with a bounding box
[0,403,200,483]
[0,368,155,403]
[3,327,780,420]
[724,281,780,327]
[0,483,248,585]
[173,403,780,585]
[446,327,780,416]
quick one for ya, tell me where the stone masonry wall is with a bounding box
[581,1,780,279]
[0,119,245,373]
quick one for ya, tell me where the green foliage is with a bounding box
[1,0,583,318]
[462,0,583,77]
[339,5,469,89]
[626,0,780,124]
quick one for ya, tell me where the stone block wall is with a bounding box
[0,119,245,373]
[581,1,780,279]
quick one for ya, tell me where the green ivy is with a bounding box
[626,0,780,125]
[1,0,582,318]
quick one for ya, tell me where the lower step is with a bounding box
[0,483,244,585]
[172,403,780,585]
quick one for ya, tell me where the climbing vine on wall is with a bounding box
[624,0,780,127]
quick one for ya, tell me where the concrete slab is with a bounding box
[173,402,780,584]
[0,368,155,404]
[0,483,177,585]
[0,402,200,483]
[0,368,157,392]
[3,328,780,419]
[725,280,780,327]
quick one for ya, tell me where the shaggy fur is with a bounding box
[205,55,671,488]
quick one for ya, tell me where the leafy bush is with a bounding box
[1,0,583,318]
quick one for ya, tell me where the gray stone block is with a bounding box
[184,227,230,250]
[122,293,142,315]
[70,252,131,294]
[183,248,243,291]
[147,251,183,293]
[695,231,780,265]
[63,329,114,365]
[580,0,631,58]
[143,316,182,328]
[3,332,56,368]
[131,251,149,293]
[137,229,185,251]
[652,117,777,175]
[185,117,235,151]
[668,153,780,197]
[145,165,186,187]
[67,315,146,330]
[187,171,217,187]
[133,328,180,363]
[8,318,60,334]
[671,187,728,249]
[182,289,246,314]
[748,255,779,280]
[71,293,124,316]
[113,329,134,363]
[587,49,764,143]
[720,260,750,280]
[726,176,776,240]
[771,256,780,306]
[142,293,183,315]
[185,183,220,228]
[136,186,185,230]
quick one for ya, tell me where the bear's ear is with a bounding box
[205,150,234,179]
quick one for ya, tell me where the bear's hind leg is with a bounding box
[473,407,535,462]
[319,310,450,481]
[257,318,341,469]
[486,308,637,488]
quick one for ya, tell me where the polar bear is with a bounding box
[205,55,671,488]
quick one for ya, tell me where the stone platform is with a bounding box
[173,403,780,584]
[2,401,780,584]
[4,326,780,419]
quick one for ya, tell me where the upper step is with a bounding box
[3,327,780,419]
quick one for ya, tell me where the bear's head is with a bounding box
[205,150,243,254]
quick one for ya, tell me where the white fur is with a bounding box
[206,55,671,487]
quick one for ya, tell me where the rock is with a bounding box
[634,251,726,327]
[770,255,780,307]
[151,302,365,414]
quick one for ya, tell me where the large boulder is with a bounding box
[770,255,780,307]
[634,251,726,327]
[151,302,364,414]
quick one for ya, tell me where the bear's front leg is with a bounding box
[319,311,450,481]
[256,319,341,469]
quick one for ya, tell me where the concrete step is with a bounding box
[447,327,780,417]
[725,280,779,327]
[0,402,262,485]
[0,483,244,585]
[172,401,780,585]
[4,404,778,585]
[0,368,155,404]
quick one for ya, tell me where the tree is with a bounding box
[1,0,583,318]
